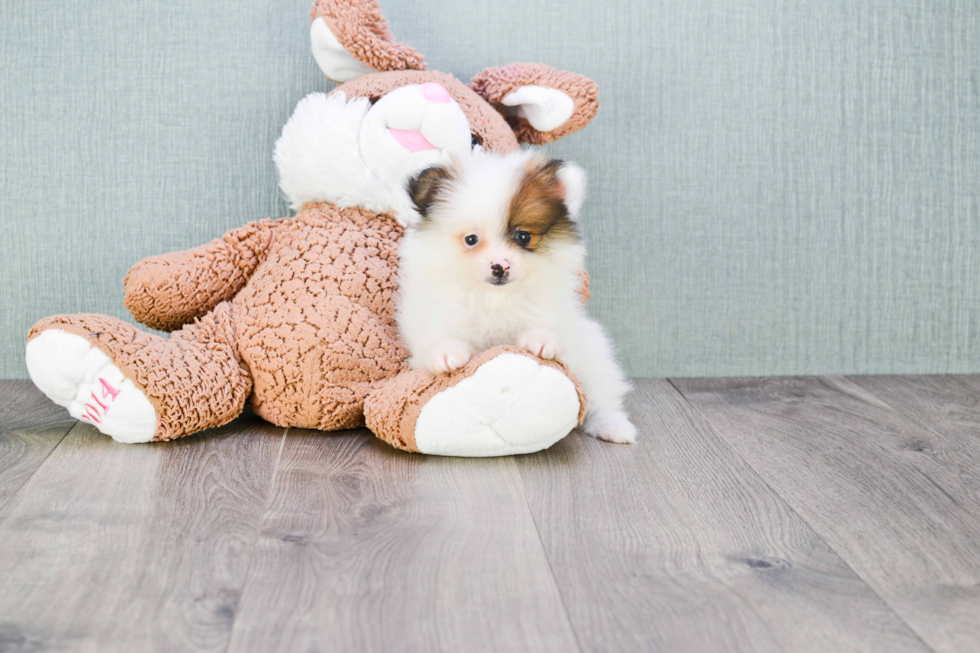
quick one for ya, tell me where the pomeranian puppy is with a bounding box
[397,150,636,444]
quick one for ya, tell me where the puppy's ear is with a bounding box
[407,165,454,218]
[555,161,587,218]
[534,159,587,218]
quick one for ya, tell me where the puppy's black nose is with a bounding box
[491,263,507,279]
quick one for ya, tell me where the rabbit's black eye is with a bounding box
[464,234,479,247]
[515,230,532,247]
[471,135,480,147]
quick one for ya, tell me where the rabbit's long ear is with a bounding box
[310,0,426,83]
[470,63,598,145]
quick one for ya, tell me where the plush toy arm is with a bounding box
[124,219,282,332]
[470,63,599,145]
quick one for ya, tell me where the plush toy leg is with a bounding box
[364,346,586,457]
[26,302,251,443]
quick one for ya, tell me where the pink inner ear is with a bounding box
[388,128,438,153]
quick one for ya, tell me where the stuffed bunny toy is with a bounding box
[25,0,599,456]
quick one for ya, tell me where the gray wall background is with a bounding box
[2,0,978,379]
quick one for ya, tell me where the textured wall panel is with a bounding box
[1,0,978,378]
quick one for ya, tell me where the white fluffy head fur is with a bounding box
[404,149,586,290]
[397,149,588,358]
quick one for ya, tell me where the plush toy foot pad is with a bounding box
[366,346,586,457]
[26,329,157,443]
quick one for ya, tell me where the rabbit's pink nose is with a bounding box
[421,82,451,104]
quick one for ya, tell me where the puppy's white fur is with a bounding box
[397,150,636,444]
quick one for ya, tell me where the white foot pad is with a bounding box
[413,353,580,457]
[26,329,157,443]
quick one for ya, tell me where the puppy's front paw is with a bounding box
[518,329,562,360]
[583,409,637,444]
[427,340,474,375]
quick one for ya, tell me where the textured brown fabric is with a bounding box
[232,203,408,431]
[364,345,587,453]
[124,220,283,332]
[332,70,520,154]
[469,63,600,145]
[31,204,407,440]
[310,0,425,80]
[28,303,251,441]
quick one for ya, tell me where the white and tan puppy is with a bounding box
[397,150,636,444]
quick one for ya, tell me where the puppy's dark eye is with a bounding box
[514,230,532,247]
[464,234,479,247]
[471,135,480,147]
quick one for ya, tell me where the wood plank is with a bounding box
[0,412,283,653]
[227,429,580,653]
[847,375,980,452]
[515,378,928,653]
[0,380,76,519]
[674,376,980,653]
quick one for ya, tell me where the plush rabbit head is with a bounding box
[274,0,599,226]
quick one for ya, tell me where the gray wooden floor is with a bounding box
[1,376,979,653]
